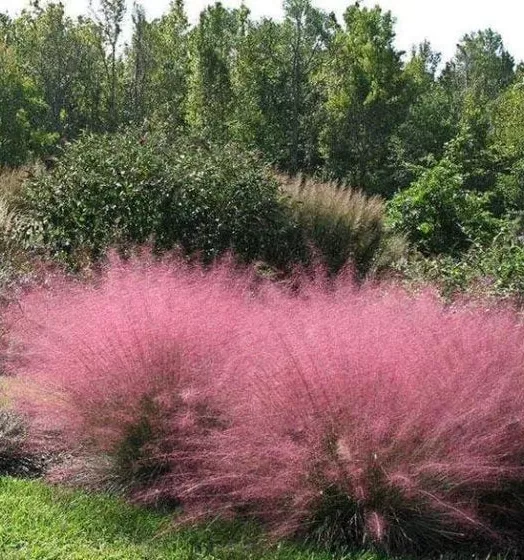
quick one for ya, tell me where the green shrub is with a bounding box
[397,216,524,303]
[493,159,524,214]
[24,130,302,268]
[388,159,499,256]
[279,174,406,276]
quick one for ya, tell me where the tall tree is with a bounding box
[391,42,457,187]
[492,82,524,160]
[436,31,515,195]
[231,18,285,158]
[126,3,150,123]
[442,29,515,102]
[284,0,333,171]
[233,0,333,170]
[318,2,406,194]
[187,2,243,140]
[12,2,105,137]
[144,0,189,128]
[0,38,56,165]
[91,0,126,129]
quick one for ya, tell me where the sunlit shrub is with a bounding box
[388,159,499,256]
[397,215,524,304]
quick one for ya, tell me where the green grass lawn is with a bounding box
[0,477,517,560]
[0,477,382,560]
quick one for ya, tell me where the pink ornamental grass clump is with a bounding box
[179,282,524,551]
[6,254,253,499]
[7,255,524,552]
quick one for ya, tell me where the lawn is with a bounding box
[0,477,381,560]
[0,478,517,560]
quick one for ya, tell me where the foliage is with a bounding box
[441,29,515,103]
[12,2,106,137]
[125,0,189,128]
[0,40,56,166]
[232,0,333,172]
[24,130,301,267]
[318,3,406,195]
[398,216,524,303]
[493,160,524,214]
[93,0,127,130]
[391,43,458,188]
[0,0,522,221]
[9,256,524,554]
[490,82,524,216]
[387,159,499,255]
[488,82,524,216]
[391,84,457,189]
[279,174,406,276]
[186,3,244,141]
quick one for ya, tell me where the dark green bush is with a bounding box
[387,159,499,256]
[24,130,302,268]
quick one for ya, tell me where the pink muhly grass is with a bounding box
[179,282,524,552]
[6,253,253,499]
[7,253,524,552]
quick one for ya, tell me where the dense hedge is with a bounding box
[23,130,408,278]
[24,131,303,268]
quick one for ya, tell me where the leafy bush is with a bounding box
[279,174,407,277]
[8,254,524,553]
[388,159,499,256]
[493,160,524,215]
[398,216,524,303]
[24,131,302,268]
